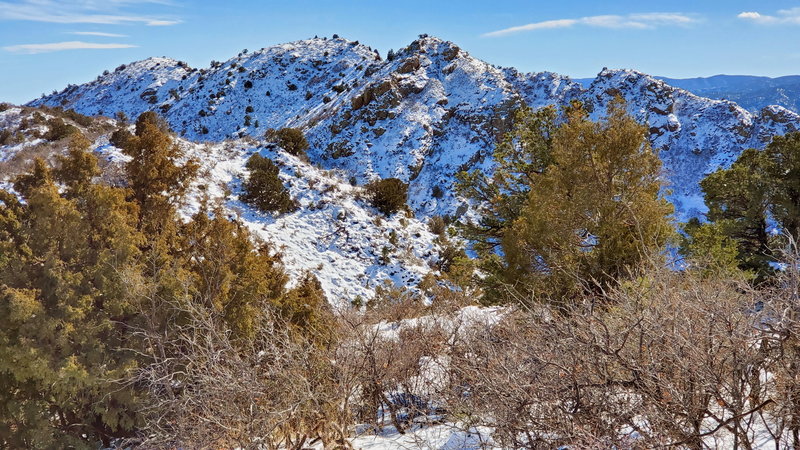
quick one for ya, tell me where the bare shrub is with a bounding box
[759,236,800,447]
[127,298,351,449]
[445,262,771,448]
[336,304,461,435]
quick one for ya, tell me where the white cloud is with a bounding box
[68,31,129,37]
[483,12,698,37]
[0,0,180,26]
[4,40,137,54]
[738,8,800,25]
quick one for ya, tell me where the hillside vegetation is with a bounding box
[2,34,800,448]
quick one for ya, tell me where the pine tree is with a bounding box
[762,132,800,240]
[456,105,556,255]
[687,132,800,281]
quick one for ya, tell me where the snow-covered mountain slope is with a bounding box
[581,69,800,219]
[178,141,442,305]
[27,35,800,221]
[0,106,446,304]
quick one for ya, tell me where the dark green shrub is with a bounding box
[44,118,78,141]
[245,105,254,113]
[135,111,170,135]
[366,177,408,216]
[109,128,133,148]
[0,103,10,112]
[240,154,297,214]
[431,185,444,199]
[243,80,253,89]
[62,109,93,127]
[265,128,309,157]
[0,129,11,145]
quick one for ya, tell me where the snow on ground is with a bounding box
[97,136,444,305]
[350,424,495,450]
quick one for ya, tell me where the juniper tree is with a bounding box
[0,151,145,448]
[686,133,800,281]
[460,100,673,304]
[240,154,297,214]
[503,100,673,303]
[122,112,198,240]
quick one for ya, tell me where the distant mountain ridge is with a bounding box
[27,35,800,221]
[577,74,800,114]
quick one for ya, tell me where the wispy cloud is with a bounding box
[68,31,129,37]
[4,40,137,54]
[483,12,697,37]
[738,8,800,25]
[0,0,180,26]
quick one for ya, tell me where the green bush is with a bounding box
[0,129,11,146]
[109,128,133,148]
[240,154,297,214]
[265,128,309,158]
[366,177,408,216]
[44,117,78,141]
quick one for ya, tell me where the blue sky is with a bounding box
[1,0,799,104]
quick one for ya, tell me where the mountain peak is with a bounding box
[26,35,800,222]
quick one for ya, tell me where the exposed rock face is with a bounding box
[29,35,800,220]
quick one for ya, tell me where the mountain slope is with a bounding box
[27,35,800,222]
[0,105,445,304]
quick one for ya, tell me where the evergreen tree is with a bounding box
[279,273,334,345]
[265,127,309,157]
[461,99,673,304]
[240,154,296,214]
[504,100,673,303]
[54,132,100,196]
[698,148,773,278]
[456,105,556,255]
[686,132,800,281]
[180,204,288,340]
[679,218,743,279]
[0,152,145,448]
[762,132,800,240]
[366,177,408,216]
[122,112,198,239]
